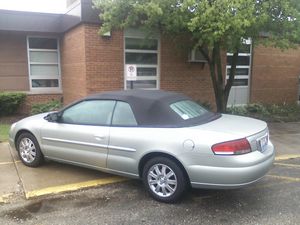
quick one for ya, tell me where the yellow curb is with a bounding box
[275,154,300,161]
[25,176,128,199]
[267,175,300,182]
[274,162,300,169]
[0,194,13,203]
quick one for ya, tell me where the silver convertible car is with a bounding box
[9,90,275,202]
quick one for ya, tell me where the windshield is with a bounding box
[170,100,208,120]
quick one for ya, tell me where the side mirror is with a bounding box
[44,112,60,122]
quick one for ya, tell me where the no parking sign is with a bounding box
[126,64,137,81]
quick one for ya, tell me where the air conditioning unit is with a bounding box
[188,48,208,63]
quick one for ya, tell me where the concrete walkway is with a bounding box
[0,143,127,203]
[268,122,300,157]
[1,122,300,203]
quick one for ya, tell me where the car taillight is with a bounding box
[212,138,251,155]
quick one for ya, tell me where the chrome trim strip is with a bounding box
[42,137,107,148]
[105,168,139,178]
[108,145,136,152]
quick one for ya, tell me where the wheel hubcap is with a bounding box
[147,164,177,197]
[19,138,36,163]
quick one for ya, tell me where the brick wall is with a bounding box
[61,25,87,105]
[251,46,300,104]
[61,24,300,108]
[61,24,124,105]
[160,36,216,107]
[84,25,124,95]
[82,25,217,107]
[19,94,63,115]
[0,31,29,91]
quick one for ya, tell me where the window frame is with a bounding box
[226,38,252,88]
[27,36,62,94]
[124,29,160,90]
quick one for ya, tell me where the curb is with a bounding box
[0,194,13,204]
[275,154,300,161]
[25,176,129,199]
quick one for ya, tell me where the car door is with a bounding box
[107,101,142,176]
[41,100,116,169]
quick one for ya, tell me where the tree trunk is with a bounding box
[202,43,239,113]
[224,51,239,108]
[208,43,226,113]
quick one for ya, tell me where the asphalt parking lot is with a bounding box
[0,122,299,224]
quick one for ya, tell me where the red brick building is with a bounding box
[0,0,299,114]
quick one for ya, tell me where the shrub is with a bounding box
[227,105,248,116]
[0,92,26,116]
[31,100,62,115]
[227,103,300,122]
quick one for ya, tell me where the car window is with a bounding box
[112,101,138,126]
[170,100,208,120]
[61,100,116,126]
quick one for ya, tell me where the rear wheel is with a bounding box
[142,157,187,203]
[17,132,44,167]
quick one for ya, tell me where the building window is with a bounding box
[226,38,252,87]
[27,37,61,92]
[124,30,159,89]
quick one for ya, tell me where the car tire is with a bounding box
[142,156,187,203]
[16,132,44,167]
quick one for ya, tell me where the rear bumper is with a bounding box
[188,142,275,189]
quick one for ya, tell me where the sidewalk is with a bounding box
[268,122,300,157]
[0,142,127,203]
[0,143,21,203]
[1,122,300,203]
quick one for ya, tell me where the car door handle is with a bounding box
[94,135,106,141]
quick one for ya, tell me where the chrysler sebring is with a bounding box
[9,90,275,202]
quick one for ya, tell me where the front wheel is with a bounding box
[142,157,187,203]
[17,132,44,167]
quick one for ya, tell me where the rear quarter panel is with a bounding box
[107,126,241,177]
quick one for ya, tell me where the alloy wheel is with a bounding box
[19,137,37,163]
[147,163,178,197]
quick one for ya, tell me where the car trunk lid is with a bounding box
[194,114,267,138]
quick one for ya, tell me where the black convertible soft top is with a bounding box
[84,90,219,127]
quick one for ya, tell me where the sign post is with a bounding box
[126,64,137,89]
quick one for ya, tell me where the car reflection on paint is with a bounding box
[9,90,275,203]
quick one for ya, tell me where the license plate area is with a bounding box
[257,134,268,152]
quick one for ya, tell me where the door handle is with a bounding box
[94,135,106,141]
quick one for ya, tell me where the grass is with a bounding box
[0,124,10,142]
